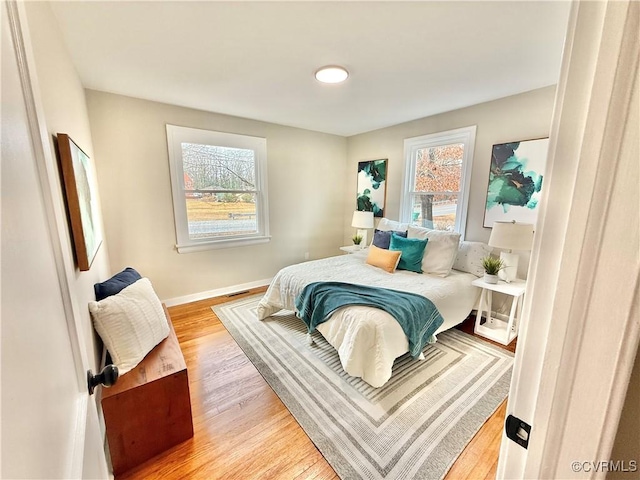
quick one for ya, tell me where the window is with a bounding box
[166,125,269,252]
[401,126,476,238]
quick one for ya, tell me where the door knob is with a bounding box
[87,364,119,395]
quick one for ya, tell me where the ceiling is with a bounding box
[51,1,571,137]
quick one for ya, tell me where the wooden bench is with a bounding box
[101,305,194,475]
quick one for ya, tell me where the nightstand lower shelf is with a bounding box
[471,278,526,346]
[474,316,518,345]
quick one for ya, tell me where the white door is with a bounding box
[498,1,639,478]
[1,3,107,478]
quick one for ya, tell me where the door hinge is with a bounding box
[505,414,531,449]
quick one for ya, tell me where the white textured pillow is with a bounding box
[376,218,409,232]
[407,226,461,276]
[88,278,169,374]
[453,241,493,277]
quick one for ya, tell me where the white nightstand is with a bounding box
[471,278,527,346]
[340,245,367,254]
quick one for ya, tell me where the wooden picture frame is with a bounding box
[57,133,102,271]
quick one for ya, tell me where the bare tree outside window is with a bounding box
[182,143,255,192]
[180,143,258,239]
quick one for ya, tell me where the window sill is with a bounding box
[176,235,271,253]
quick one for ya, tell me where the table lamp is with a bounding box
[351,210,374,247]
[488,221,534,283]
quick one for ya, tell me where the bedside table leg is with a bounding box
[507,294,518,336]
[508,297,520,333]
[474,289,486,332]
[515,295,524,331]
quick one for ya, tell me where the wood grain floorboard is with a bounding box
[116,287,511,480]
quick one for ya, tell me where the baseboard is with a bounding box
[162,278,272,307]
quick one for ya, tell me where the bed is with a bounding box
[257,248,481,388]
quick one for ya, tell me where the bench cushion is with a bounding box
[89,278,169,374]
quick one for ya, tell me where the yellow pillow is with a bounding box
[366,245,402,273]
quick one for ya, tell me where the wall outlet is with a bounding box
[304,252,309,260]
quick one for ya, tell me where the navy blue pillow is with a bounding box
[372,229,407,249]
[94,267,142,301]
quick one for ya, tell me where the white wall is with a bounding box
[25,1,112,372]
[86,91,347,301]
[345,86,556,250]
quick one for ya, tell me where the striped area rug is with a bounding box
[213,296,513,480]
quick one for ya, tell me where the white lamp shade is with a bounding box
[488,221,534,251]
[351,210,374,229]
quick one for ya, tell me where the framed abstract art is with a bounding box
[57,133,102,271]
[357,159,387,218]
[483,138,549,227]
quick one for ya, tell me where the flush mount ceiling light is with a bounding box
[315,65,349,84]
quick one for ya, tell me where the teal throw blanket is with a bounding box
[295,282,444,358]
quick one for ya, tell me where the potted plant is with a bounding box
[352,234,363,249]
[481,256,504,284]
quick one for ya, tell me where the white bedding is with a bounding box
[257,251,480,387]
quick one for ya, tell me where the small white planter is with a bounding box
[484,273,499,284]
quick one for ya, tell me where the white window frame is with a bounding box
[166,124,270,253]
[400,125,476,239]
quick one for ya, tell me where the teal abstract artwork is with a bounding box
[357,159,387,217]
[483,138,549,227]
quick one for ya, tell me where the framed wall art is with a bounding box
[356,159,387,218]
[57,133,102,271]
[483,138,549,227]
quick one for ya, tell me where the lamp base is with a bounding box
[498,251,519,283]
[356,229,368,247]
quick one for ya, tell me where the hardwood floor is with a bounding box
[117,288,515,480]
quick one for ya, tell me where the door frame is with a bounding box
[498,1,640,478]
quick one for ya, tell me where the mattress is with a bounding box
[257,251,480,387]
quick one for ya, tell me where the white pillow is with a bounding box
[453,241,493,277]
[407,226,461,276]
[88,278,169,374]
[376,218,409,232]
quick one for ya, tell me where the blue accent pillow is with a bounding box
[389,234,428,273]
[94,267,142,301]
[372,229,407,249]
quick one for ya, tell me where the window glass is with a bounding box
[166,125,269,252]
[412,143,464,230]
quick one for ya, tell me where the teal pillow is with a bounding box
[389,234,428,273]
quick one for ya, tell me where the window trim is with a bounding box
[400,125,476,239]
[166,124,270,252]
